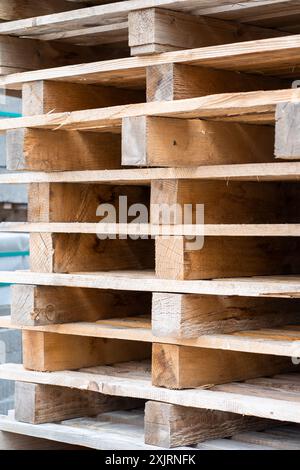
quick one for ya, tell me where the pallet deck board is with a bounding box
[1,363,300,423]
[3,222,300,237]
[1,315,300,357]
[0,0,296,41]
[3,412,294,450]
[0,88,297,133]
[3,271,300,297]
[1,163,300,184]
[2,33,300,91]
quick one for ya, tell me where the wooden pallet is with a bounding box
[0,0,297,49]
[1,410,300,450]
[0,0,298,74]
[1,364,300,447]
[1,6,300,450]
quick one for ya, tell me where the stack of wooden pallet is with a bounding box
[1,0,300,450]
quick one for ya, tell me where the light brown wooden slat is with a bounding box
[1,364,300,423]
[2,163,300,184]
[2,316,300,357]
[2,33,300,91]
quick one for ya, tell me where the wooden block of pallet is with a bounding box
[15,382,141,424]
[6,128,122,172]
[22,80,144,116]
[155,235,300,280]
[11,285,151,326]
[275,102,300,160]
[152,293,300,337]
[122,117,275,167]
[144,401,272,448]
[22,331,151,372]
[146,63,288,102]
[128,8,284,56]
[152,343,298,389]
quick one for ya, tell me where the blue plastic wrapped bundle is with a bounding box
[0,233,29,306]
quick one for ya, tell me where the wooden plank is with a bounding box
[152,343,297,389]
[146,63,288,102]
[275,102,300,160]
[6,129,121,172]
[11,284,151,326]
[144,401,271,447]
[1,364,300,423]
[122,117,275,166]
[15,382,140,424]
[3,270,300,298]
[28,183,153,273]
[232,430,300,450]
[0,412,170,450]
[155,235,300,280]
[22,80,144,116]
[22,331,151,372]
[0,1,293,39]
[128,8,283,56]
[0,89,298,133]
[2,33,300,92]
[36,21,129,47]
[3,315,300,357]
[5,222,300,237]
[3,162,300,184]
[152,293,300,337]
[0,429,83,450]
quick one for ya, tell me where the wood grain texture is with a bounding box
[146,63,288,102]
[22,331,151,372]
[6,128,121,172]
[4,270,300,298]
[2,33,300,92]
[122,117,275,167]
[15,382,141,424]
[1,89,299,133]
[275,102,300,160]
[11,284,151,326]
[152,293,300,337]
[152,343,298,389]
[22,80,144,116]
[3,163,300,185]
[0,35,104,74]
[155,235,300,280]
[128,8,284,56]
[144,401,272,447]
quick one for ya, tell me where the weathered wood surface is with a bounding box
[1,364,300,423]
[2,34,300,91]
[2,163,300,185]
[3,271,300,298]
[0,90,298,133]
